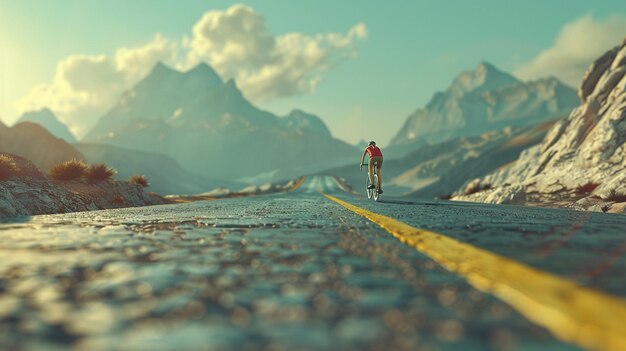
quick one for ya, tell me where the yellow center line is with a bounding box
[290,176,306,191]
[322,193,626,351]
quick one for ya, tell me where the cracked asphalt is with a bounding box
[2,176,625,350]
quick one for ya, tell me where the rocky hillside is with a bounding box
[83,62,358,181]
[453,39,626,213]
[0,154,168,218]
[17,108,76,142]
[0,121,85,171]
[388,62,578,157]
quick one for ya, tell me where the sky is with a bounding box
[1,1,625,146]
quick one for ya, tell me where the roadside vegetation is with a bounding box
[576,182,600,195]
[85,163,117,182]
[130,174,149,188]
[49,159,89,181]
[112,195,125,205]
[0,155,18,180]
[50,160,119,183]
[464,182,492,195]
[604,189,626,203]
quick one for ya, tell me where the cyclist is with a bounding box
[360,141,383,194]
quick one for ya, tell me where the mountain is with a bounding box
[317,121,555,198]
[0,121,85,171]
[17,108,76,142]
[354,139,369,150]
[75,143,242,195]
[84,62,358,181]
[388,62,579,156]
[280,109,332,138]
[452,39,626,209]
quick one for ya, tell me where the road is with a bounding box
[1,176,625,351]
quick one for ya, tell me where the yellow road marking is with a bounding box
[290,176,306,191]
[322,193,626,351]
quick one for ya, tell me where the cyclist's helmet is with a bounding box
[368,141,376,146]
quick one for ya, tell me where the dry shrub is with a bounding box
[439,194,453,200]
[576,182,600,195]
[604,189,626,203]
[112,195,125,205]
[86,163,116,182]
[465,182,492,195]
[0,155,18,180]
[49,159,88,181]
[130,174,149,188]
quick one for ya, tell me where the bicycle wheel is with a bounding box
[366,173,373,199]
[373,174,380,201]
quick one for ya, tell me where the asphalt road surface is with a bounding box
[1,176,625,351]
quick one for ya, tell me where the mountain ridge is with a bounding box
[17,108,77,142]
[389,62,579,153]
[83,61,358,181]
[0,121,85,171]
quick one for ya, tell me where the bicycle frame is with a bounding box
[362,162,381,201]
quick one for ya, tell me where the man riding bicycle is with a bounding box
[360,141,383,194]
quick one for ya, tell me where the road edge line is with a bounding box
[322,192,626,351]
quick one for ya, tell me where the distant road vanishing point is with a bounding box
[1,176,625,350]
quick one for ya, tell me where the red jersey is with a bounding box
[366,145,383,157]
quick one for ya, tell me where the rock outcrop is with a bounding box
[453,39,626,213]
[0,154,168,218]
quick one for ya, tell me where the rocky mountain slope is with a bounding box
[83,62,358,181]
[0,121,85,171]
[317,121,555,198]
[0,154,168,218]
[453,39,626,213]
[76,143,241,195]
[388,62,578,157]
[17,108,76,142]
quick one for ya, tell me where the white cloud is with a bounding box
[185,4,367,102]
[16,35,178,136]
[116,34,178,81]
[187,5,276,72]
[515,14,626,87]
[16,55,124,136]
[16,5,366,137]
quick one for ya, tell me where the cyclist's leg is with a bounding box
[368,161,375,188]
[377,157,383,190]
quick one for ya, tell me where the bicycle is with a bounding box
[360,162,381,201]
